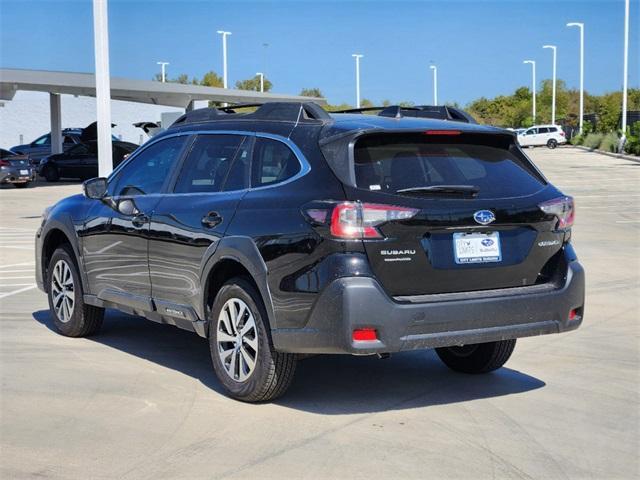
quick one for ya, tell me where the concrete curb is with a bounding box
[571,145,640,164]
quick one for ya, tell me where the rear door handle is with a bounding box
[131,213,149,227]
[201,212,223,228]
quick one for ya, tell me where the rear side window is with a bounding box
[538,127,550,134]
[353,133,545,199]
[251,138,300,187]
[174,134,247,193]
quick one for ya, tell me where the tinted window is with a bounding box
[63,136,75,144]
[68,144,89,155]
[524,128,537,135]
[174,135,247,193]
[354,134,545,199]
[538,127,550,134]
[548,127,558,133]
[110,136,186,196]
[251,138,300,187]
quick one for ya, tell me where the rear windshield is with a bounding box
[353,134,545,198]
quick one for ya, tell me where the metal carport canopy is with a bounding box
[0,68,327,107]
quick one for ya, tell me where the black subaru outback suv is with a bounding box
[36,102,584,402]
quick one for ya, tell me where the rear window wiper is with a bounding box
[395,185,480,197]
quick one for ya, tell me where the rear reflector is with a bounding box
[423,130,461,136]
[569,309,578,321]
[352,328,378,342]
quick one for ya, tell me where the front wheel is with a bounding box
[209,277,297,402]
[547,139,558,149]
[435,339,516,374]
[47,246,104,337]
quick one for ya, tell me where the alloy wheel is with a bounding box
[216,298,259,382]
[51,259,75,323]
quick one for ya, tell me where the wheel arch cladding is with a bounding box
[201,236,276,334]
[41,221,84,293]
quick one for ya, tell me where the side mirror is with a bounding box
[82,177,108,199]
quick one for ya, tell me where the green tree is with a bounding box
[300,88,324,98]
[200,71,224,88]
[235,75,273,92]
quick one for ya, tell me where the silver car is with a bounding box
[0,148,35,188]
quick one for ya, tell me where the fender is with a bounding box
[199,236,276,331]
[38,214,89,293]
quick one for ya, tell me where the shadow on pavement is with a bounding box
[33,309,545,414]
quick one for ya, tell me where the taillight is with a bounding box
[539,196,574,230]
[0,159,9,167]
[560,131,566,137]
[330,202,418,239]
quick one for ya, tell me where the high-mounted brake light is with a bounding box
[539,196,574,230]
[330,202,418,239]
[424,130,461,136]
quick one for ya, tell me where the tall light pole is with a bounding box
[430,65,438,105]
[217,30,231,89]
[157,61,169,83]
[352,54,363,108]
[93,0,113,177]
[256,72,264,93]
[621,0,630,147]
[524,60,536,124]
[567,22,584,134]
[543,45,557,124]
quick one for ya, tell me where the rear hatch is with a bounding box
[322,130,570,297]
[1,154,31,170]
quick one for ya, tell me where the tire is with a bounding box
[43,165,59,182]
[547,139,558,149]
[47,245,104,337]
[14,182,30,188]
[435,339,516,374]
[209,277,297,402]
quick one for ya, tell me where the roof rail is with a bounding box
[330,105,477,124]
[170,101,331,128]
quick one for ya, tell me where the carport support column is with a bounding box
[93,0,113,177]
[49,93,62,154]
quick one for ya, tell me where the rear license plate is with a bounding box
[453,232,501,264]
[19,169,29,175]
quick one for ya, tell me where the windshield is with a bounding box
[353,133,546,199]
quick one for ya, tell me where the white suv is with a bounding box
[517,125,566,149]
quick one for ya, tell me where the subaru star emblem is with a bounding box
[481,238,494,247]
[473,210,495,225]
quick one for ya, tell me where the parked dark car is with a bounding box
[38,140,138,182]
[12,127,120,163]
[35,103,585,402]
[0,148,34,188]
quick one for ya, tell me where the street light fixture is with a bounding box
[217,30,232,89]
[523,60,536,124]
[352,54,363,108]
[157,61,169,83]
[543,45,557,125]
[256,72,264,93]
[567,22,585,134]
[430,65,438,105]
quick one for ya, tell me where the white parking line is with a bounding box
[0,269,34,273]
[0,285,36,299]
[0,276,34,280]
[0,262,35,268]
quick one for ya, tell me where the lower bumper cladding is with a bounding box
[272,259,585,355]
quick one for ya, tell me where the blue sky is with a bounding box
[1,0,638,105]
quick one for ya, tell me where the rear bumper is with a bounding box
[0,167,34,184]
[272,259,585,354]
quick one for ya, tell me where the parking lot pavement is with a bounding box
[0,147,638,479]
